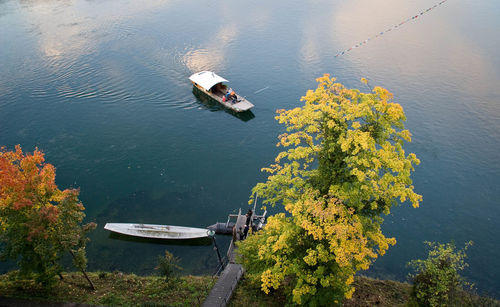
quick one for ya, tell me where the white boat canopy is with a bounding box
[189,71,228,91]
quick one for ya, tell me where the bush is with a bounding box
[408,241,472,307]
[155,251,182,282]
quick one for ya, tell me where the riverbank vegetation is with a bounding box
[230,275,499,307]
[232,239,500,306]
[1,271,497,306]
[408,241,476,307]
[229,275,412,307]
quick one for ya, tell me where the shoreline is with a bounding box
[1,272,498,306]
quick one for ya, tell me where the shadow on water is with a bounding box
[107,232,212,246]
[191,87,255,122]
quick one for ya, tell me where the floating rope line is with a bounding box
[334,0,448,58]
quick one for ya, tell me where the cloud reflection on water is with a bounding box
[183,25,239,73]
[18,0,171,61]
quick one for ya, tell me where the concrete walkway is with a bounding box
[202,211,248,307]
[201,259,244,307]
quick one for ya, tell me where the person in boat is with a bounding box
[225,88,232,99]
[224,88,237,103]
[243,209,252,239]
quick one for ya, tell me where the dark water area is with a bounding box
[1,0,499,298]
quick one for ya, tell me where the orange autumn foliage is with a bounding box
[0,145,94,285]
[0,145,61,240]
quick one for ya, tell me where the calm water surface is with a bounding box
[1,0,499,297]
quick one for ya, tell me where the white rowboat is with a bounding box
[104,223,211,240]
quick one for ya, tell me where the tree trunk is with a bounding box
[69,250,96,290]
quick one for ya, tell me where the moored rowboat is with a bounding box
[189,71,254,112]
[104,223,211,240]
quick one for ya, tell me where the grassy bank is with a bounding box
[228,275,411,307]
[0,271,215,306]
[229,275,500,307]
[1,272,498,306]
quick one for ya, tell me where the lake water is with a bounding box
[1,0,499,298]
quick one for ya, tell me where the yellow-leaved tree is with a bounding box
[237,75,421,305]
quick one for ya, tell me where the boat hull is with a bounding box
[104,223,210,240]
[192,83,254,112]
